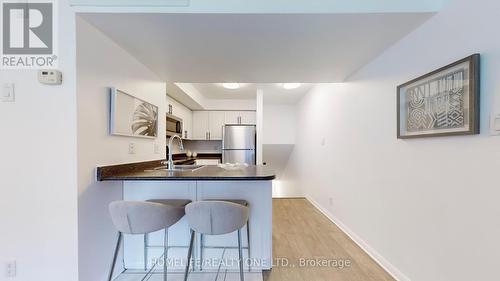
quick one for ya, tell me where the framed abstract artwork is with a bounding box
[110,88,158,138]
[397,54,480,139]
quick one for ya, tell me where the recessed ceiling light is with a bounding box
[221,83,240,89]
[282,83,301,90]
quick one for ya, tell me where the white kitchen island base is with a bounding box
[122,180,273,273]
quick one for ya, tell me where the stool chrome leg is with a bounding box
[246,221,251,272]
[108,232,122,281]
[164,228,169,281]
[200,233,204,271]
[144,234,149,271]
[184,230,195,281]
[237,229,245,281]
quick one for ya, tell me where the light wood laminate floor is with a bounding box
[263,199,395,281]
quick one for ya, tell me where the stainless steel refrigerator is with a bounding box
[222,125,256,164]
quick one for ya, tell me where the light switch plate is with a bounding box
[490,115,500,136]
[2,83,15,102]
[5,260,16,277]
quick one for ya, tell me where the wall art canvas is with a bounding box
[110,88,158,138]
[397,54,480,138]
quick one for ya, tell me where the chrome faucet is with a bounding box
[166,135,184,170]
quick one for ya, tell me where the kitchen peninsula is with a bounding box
[97,160,275,273]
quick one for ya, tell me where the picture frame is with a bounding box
[110,88,158,139]
[397,54,480,139]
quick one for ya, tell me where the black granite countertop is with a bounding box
[97,160,275,181]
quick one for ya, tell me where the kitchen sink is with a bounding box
[145,165,205,172]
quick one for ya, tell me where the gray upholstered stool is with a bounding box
[143,199,191,272]
[184,201,249,281]
[199,200,251,272]
[108,200,190,281]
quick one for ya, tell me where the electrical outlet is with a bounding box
[5,261,16,277]
[128,143,136,154]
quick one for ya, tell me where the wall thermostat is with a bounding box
[38,70,62,85]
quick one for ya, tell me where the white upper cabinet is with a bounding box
[240,111,256,124]
[208,111,225,140]
[192,111,209,140]
[224,111,256,125]
[224,111,240,124]
[192,110,256,140]
[167,95,193,139]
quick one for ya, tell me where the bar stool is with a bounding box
[184,201,249,281]
[199,200,250,272]
[108,200,189,281]
[144,199,191,272]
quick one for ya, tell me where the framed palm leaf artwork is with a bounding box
[397,54,480,139]
[110,88,158,138]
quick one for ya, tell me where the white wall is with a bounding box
[76,17,166,281]
[262,104,301,197]
[0,1,79,281]
[291,0,500,280]
[263,105,296,145]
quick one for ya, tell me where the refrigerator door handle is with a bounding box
[222,125,225,153]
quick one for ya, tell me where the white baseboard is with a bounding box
[306,196,411,281]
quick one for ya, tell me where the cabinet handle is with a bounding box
[209,132,211,140]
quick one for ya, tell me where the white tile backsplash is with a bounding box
[170,139,222,154]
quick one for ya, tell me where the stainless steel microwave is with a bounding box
[166,114,183,137]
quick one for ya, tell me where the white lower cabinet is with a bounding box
[123,180,273,271]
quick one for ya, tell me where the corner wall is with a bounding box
[291,0,500,280]
[262,104,302,197]
[76,17,166,281]
[0,1,78,281]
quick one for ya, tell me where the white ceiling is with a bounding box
[189,83,314,104]
[80,13,434,83]
[73,0,447,13]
